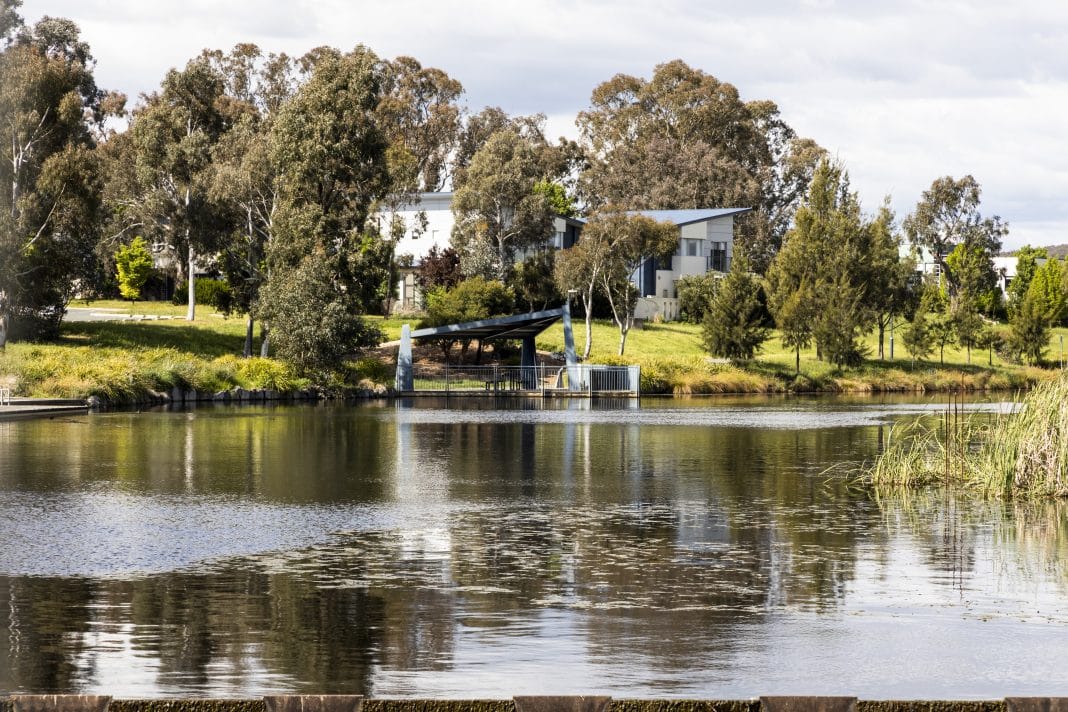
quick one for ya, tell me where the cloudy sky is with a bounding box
[20,0,1068,249]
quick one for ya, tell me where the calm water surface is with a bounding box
[0,395,1066,698]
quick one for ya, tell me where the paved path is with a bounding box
[66,307,180,323]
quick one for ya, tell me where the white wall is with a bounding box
[384,192,456,265]
[652,215,735,299]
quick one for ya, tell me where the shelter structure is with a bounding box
[394,303,640,396]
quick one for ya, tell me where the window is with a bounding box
[685,239,700,257]
[710,242,728,272]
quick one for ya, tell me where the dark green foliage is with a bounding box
[774,279,815,373]
[945,241,1000,317]
[511,250,562,312]
[114,236,155,301]
[257,254,382,373]
[451,128,555,281]
[419,277,514,359]
[902,305,934,366]
[904,175,1006,306]
[813,275,867,368]
[951,302,985,363]
[261,46,391,362]
[975,323,1002,366]
[268,47,389,266]
[349,230,398,315]
[676,273,720,323]
[173,278,233,312]
[765,160,893,365]
[1,17,109,342]
[577,59,826,273]
[702,257,767,360]
[420,277,514,328]
[928,311,956,365]
[1011,283,1051,365]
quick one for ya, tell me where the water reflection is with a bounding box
[0,398,1066,698]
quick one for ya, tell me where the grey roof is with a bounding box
[626,208,752,226]
[410,307,565,343]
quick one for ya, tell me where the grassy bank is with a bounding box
[0,308,392,403]
[0,303,1062,403]
[530,319,1059,394]
[865,373,1068,498]
[0,320,306,402]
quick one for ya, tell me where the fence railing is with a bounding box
[409,364,639,396]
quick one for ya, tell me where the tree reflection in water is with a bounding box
[0,398,1066,696]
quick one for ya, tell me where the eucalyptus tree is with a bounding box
[903,175,1006,310]
[578,60,825,272]
[0,12,114,344]
[554,209,676,357]
[451,128,555,282]
[591,210,677,356]
[377,56,463,193]
[113,56,232,321]
[205,45,297,355]
[259,45,390,370]
[553,231,604,359]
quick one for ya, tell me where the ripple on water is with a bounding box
[385,401,1015,430]
[0,490,472,577]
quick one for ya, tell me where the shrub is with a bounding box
[257,256,383,374]
[676,273,720,323]
[173,278,234,312]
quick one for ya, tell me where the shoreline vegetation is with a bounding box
[863,372,1068,499]
[0,302,1061,405]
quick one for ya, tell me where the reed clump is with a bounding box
[866,373,1068,498]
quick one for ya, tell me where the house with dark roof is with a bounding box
[625,208,751,299]
[378,193,750,319]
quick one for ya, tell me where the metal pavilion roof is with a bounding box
[626,207,752,226]
[409,307,565,343]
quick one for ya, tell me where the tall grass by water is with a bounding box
[866,373,1068,498]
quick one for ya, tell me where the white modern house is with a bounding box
[378,192,750,319]
[910,245,1045,297]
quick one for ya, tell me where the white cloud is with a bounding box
[17,0,1068,248]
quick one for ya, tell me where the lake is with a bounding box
[1,396,1066,698]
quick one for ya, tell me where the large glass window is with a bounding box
[710,242,728,272]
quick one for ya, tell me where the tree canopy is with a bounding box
[578,60,825,273]
[0,13,113,343]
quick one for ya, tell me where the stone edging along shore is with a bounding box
[1,696,1063,712]
[83,384,392,409]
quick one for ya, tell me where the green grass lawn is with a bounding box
[535,317,1061,393]
[0,299,1062,401]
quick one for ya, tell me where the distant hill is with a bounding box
[1002,244,1068,259]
